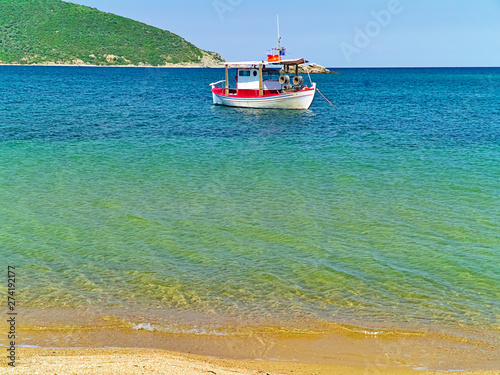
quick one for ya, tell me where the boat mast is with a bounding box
[225,63,229,95]
[259,63,263,96]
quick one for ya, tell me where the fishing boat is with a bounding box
[210,25,317,110]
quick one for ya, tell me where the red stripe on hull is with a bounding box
[211,87,315,99]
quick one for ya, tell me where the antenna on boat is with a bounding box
[277,15,281,50]
[267,15,285,62]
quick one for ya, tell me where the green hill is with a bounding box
[0,0,224,66]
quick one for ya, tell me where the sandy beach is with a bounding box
[3,347,499,375]
[2,308,499,374]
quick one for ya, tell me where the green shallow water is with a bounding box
[0,66,499,338]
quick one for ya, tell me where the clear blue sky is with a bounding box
[65,0,500,67]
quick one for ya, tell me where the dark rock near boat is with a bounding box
[281,63,336,74]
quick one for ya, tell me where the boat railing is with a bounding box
[209,80,225,87]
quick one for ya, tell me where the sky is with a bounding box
[65,0,500,68]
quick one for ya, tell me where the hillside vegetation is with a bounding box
[0,0,224,66]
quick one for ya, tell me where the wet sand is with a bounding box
[0,309,500,374]
[3,319,498,374]
[2,309,499,373]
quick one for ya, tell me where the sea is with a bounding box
[0,66,499,368]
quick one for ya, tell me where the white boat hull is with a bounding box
[212,83,316,110]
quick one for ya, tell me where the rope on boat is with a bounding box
[316,88,337,109]
[305,64,337,109]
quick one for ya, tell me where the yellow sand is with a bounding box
[3,348,500,375]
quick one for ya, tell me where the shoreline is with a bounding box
[0,62,336,71]
[2,347,500,375]
[3,308,499,373]
[0,62,222,68]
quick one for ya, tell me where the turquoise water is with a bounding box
[1,66,499,336]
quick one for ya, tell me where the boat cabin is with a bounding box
[217,58,309,98]
[237,68,281,94]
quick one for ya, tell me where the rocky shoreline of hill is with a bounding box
[0,51,223,68]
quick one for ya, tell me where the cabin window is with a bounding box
[263,69,280,81]
[239,70,250,77]
[253,71,258,76]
